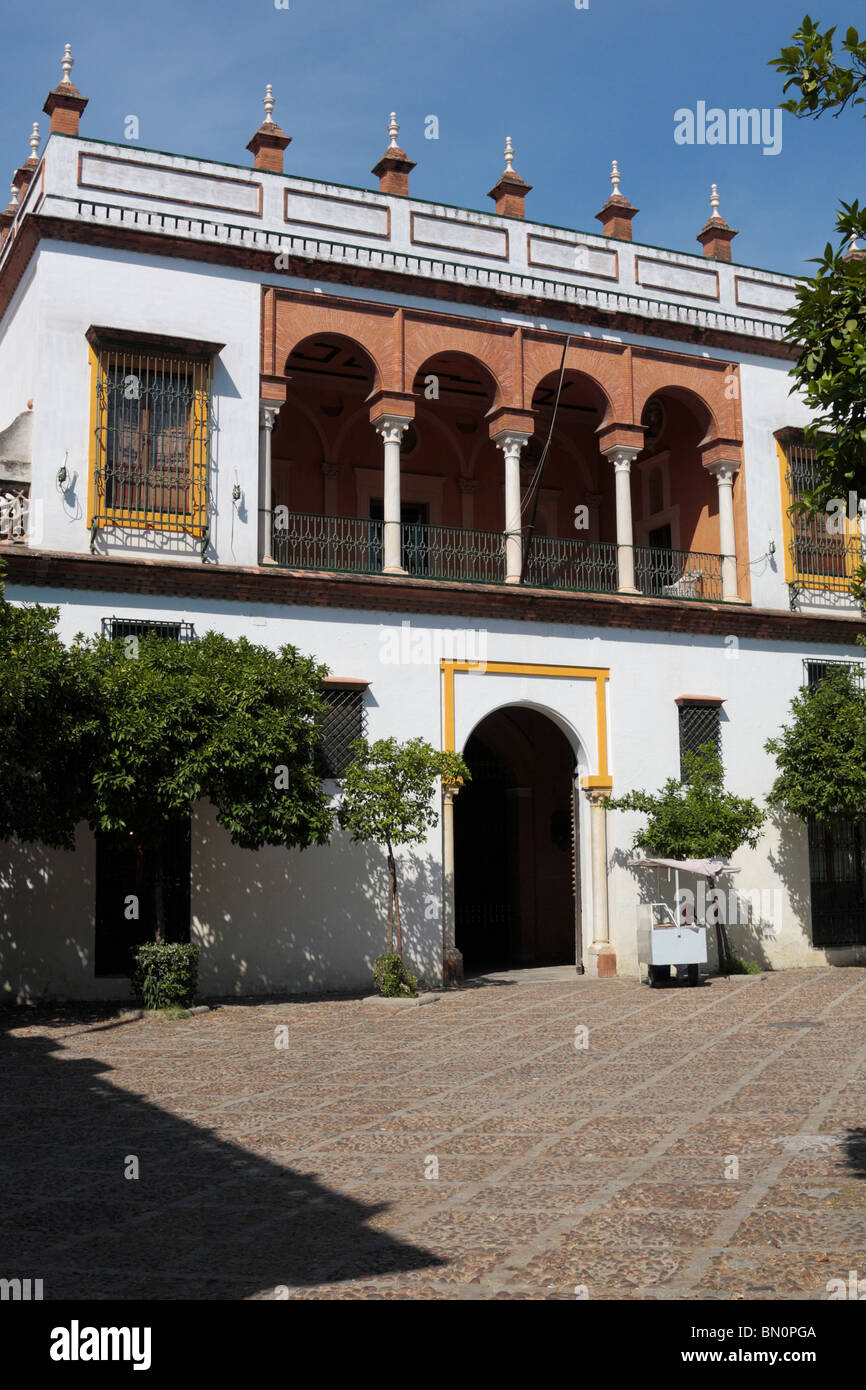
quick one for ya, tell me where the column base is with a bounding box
[721,595,747,605]
[382,565,408,576]
[585,943,617,979]
[617,586,641,596]
[443,948,464,989]
[504,574,522,586]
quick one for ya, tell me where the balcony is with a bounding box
[0,487,29,544]
[269,511,724,602]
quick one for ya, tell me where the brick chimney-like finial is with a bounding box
[43,43,88,136]
[697,182,738,261]
[372,111,416,197]
[246,84,292,173]
[595,159,639,241]
[12,123,43,201]
[487,137,532,219]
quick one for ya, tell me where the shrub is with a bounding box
[724,955,762,976]
[373,952,418,998]
[132,942,201,1010]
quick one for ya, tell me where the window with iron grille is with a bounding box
[804,658,866,693]
[317,686,367,779]
[782,438,859,592]
[807,816,866,947]
[102,617,196,643]
[91,346,211,537]
[678,701,722,780]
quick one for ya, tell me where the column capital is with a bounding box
[320,459,343,480]
[605,446,641,472]
[374,414,411,446]
[703,458,740,484]
[582,777,613,805]
[492,430,531,456]
[259,401,281,430]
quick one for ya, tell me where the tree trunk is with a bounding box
[387,840,403,958]
[386,849,394,955]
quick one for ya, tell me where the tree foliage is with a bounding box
[769,17,866,519]
[338,737,469,960]
[605,745,765,862]
[770,16,866,121]
[766,664,866,820]
[0,566,102,848]
[85,630,333,852]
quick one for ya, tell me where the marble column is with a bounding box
[258,402,281,563]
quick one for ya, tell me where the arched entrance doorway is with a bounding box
[454,706,581,972]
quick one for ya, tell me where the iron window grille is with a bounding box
[101,618,196,643]
[678,702,722,781]
[803,658,866,694]
[91,348,211,542]
[807,816,866,948]
[784,439,861,597]
[317,686,367,779]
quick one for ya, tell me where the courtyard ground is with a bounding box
[2,967,865,1300]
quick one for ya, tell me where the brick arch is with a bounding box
[283,330,381,395]
[523,340,627,425]
[403,324,514,408]
[632,359,738,447]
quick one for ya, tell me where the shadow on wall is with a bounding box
[193,806,444,998]
[0,1019,442,1298]
[0,830,96,1003]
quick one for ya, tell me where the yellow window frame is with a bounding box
[88,345,211,537]
[776,437,860,588]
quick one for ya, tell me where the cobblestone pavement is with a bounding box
[2,968,866,1300]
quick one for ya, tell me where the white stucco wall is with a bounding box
[1,583,862,1000]
[27,243,262,567]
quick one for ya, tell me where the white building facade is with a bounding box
[1,57,864,1000]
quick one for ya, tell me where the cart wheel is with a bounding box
[687,963,700,987]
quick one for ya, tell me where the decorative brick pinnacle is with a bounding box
[372,111,416,196]
[247,86,292,172]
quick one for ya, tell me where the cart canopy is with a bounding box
[627,856,740,878]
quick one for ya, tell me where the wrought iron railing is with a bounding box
[401,521,506,584]
[785,440,863,607]
[0,487,29,543]
[634,545,723,602]
[271,509,384,574]
[523,534,618,594]
[269,510,730,602]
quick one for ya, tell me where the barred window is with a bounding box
[102,617,196,643]
[317,685,367,779]
[91,344,211,536]
[677,700,722,781]
[782,437,859,593]
[804,659,866,693]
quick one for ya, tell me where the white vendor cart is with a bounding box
[631,856,740,987]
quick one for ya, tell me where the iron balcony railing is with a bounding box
[634,545,724,602]
[523,533,619,594]
[271,509,384,574]
[0,487,29,544]
[270,510,730,602]
[402,521,506,584]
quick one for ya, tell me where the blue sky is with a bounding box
[0,0,861,276]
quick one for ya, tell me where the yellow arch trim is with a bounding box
[441,660,612,791]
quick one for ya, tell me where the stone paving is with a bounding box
[2,968,866,1300]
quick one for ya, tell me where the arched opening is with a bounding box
[634,388,721,597]
[526,370,606,542]
[274,335,378,517]
[410,352,498,533]
[454,706,580,972]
